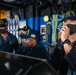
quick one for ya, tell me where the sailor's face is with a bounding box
[24,38,34,47]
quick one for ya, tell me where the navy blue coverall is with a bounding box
[16,42,50,61]
[0,32,18,53]
[64,42,76,71]
[51,39,76,75]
